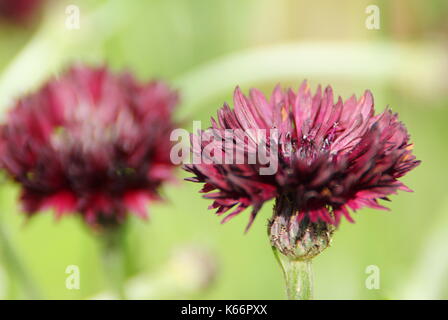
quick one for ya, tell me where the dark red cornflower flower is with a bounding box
[0,64,179,229]
[0,0,43,25]
[184,82,420,244]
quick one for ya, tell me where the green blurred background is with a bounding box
[0,0,447,299]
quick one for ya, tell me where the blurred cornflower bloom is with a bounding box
[0,0,44,25]
[0,64,178,229]
[184,82,420,261]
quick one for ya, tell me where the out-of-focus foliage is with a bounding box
[0,0,446,299]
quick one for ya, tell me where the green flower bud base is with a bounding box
[268,194,336,299]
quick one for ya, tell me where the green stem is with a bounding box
[283,259,313,300]
[100,225,128,300]
[272,246,313,300]
[0,224,40,299]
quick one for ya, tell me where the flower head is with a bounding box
[0,64,179,229]
[184,82,420,243]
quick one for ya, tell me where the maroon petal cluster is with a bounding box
[0,64,179,229]
[184,82,420,230]
[0,0,44,25]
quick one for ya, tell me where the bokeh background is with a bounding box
[0,0,447,299]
